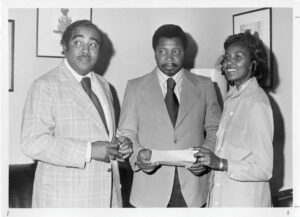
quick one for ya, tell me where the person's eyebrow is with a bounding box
[71,34,99,44]
[89,37,100,44]
[71,34,84,40]
[226,51,245,55]
[235,51,246,55]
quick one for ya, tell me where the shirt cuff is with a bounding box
[86,141,92,163]
[226,159,239,180]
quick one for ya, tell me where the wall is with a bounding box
[9,9,62,165]
[8,8,292,192]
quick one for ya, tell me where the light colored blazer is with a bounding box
[21,62,117,207]
[118,69,221,207]
[208,78,273,207]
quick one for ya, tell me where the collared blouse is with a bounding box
[208,77,274,207]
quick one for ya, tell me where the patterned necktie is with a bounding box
[165,78,179,127]
[81,77,109,135]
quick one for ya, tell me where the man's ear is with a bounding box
[62,43,68,55]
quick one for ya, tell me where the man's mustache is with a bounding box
[78,54,91,60]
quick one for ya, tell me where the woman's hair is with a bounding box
[219,31,268,86]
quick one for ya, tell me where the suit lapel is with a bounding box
[58,63,105,131]
[176,70,201,128]
[94,75,116,135]
[140,70,171,125]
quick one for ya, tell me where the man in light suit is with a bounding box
[21,20,132,207]
[118,24,221,207]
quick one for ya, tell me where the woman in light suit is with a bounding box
[195,31,273,207]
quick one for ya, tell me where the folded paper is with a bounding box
[151,149,197,167]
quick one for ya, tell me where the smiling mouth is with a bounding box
[226,69,236,72]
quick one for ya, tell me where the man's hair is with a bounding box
[61,20,103,49]
[152,24,188,50]
[223,31,268,84]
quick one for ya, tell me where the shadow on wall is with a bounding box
[183,33,198,70]
[187,33,226,109]
[263,50,286,204]
[93,31,115,77]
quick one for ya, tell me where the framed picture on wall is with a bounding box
[36,8,92,58]
[9,19,15,92]
[233,7,272,87]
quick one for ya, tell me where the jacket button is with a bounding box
[107,168,112,172]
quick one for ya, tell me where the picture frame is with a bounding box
[8,19,15,92]
[233,8,272,87]
[36,8,92,58]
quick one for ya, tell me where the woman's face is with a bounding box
[223,42,254,89]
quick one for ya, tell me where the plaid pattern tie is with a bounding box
[81,77,109,135]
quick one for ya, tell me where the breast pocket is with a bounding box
[224,115,251,160]
[226,115,246,144]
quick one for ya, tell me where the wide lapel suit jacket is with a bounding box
[21,62,117,207]
[118,68,221,207]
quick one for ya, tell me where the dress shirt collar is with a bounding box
[156,67,183,87]
[227,77,256,99]
[64,59,92,82]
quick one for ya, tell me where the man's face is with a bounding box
[154,37,185,77]
[63,27,100,76]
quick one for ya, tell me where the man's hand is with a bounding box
[91,141,122,163]
[136,149,159,174]
[113,136,133,161]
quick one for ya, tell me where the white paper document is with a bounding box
[151,149,198,167]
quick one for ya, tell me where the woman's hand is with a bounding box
[186,161,209,176]
[193,147,222,170]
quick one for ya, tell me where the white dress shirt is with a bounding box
[157,67,183,102]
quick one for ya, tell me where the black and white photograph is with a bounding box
[1,1,299,217]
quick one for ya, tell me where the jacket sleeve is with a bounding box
[21,79,87,169]
[117,80,144,169]
[227,102,274,181]
[202,79,222,151]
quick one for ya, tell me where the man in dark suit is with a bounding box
[118,24,221,207]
